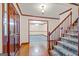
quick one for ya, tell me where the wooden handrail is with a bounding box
[50,12,72,35]
[59,8,72,15]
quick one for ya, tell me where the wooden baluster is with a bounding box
[78,17,79,56]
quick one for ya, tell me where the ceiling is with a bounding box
[18,3,75,19]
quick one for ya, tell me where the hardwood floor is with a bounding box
[16,43,49,56]
[16,43,29,56]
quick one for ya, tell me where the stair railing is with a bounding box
[48,11,72,51]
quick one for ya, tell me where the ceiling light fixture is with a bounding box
[40,4,46,15]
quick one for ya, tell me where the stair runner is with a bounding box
[50,23,78,56]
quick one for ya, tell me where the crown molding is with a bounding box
[16,3,59,20]
[59,8,72,15]
[70,3,79,6]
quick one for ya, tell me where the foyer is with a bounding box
[0,3,79,56]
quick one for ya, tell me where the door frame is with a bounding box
[8,3,20,55]
[2,3,20,56]
[28,19,49,50]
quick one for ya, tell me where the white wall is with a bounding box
[20,16,50,44]
[14,3,79,44]
[60,4,78,24]
[48,19,59,32]
[30,24,47,31]
[13,3,51,44]
[30,32,47,36]
[49,4,78,32]
[20,16,28,44]
[0,3,2,53]
[48,19,60,40]
[30,23,47,35]
[59,4,78,38]
[48,4,78,40]
[70,4,78,23]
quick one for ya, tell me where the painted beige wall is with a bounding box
[0,3,2,53]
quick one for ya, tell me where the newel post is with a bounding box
[48,32,51,54]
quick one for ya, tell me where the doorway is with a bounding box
[28,20,48,49]
[2,3,20,56]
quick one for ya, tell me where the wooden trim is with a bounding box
[8,3,10,56]
[21,42,29,45]
[30,31,47,32]
[71,17,78,26]
[47,22,50,54]
[16,3,22,15]
[22,14,59,19]
[70,3,79,6]
[14,10,15,52]
[30,34,47,37]
[50,12,72,35]
[59,8,72,15]
[30,23,47,24]
[70,12,72,26]
[29,19,48,21]
[16,3,59,20]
